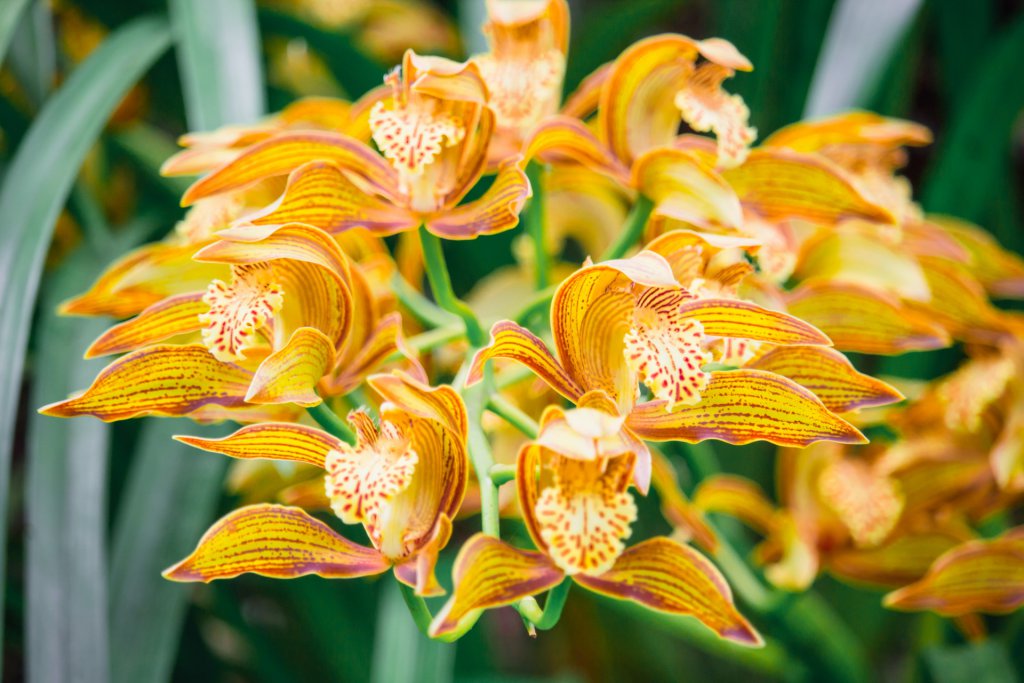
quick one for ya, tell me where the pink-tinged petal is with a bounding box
[241,160,418,236]
[39,345,251,421]
[174,422,343,468]
[428,534,564,638]
[367,371,468,439]
[632,148,742,231]
[523,115,630,183]
[749,346,903,413]
[467,321,584,402]
[163,504,391,582]
[676,298,832,346]
[827,532,965,588]
[393,515,453,597]
[326,312,405,396]
[426,158,531,239]
[574,537,762,646]
[246,327,336,407]
[627,369,866,446]
[85,292,207,358]
[883,534,1024,616]
[763,111,932,153]
[181,132,399,206]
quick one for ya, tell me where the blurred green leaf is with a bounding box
[6,0,56,107]
[0,0,31,66]
[0,16,171,676]
[804,0,924,116]
[170,0,266,130]
[923,640,1017,683]
[931,0,995,104]
[921,12,1024,245]
[26,246,114,683]
[371,581,455,683]
[108,419,229,683]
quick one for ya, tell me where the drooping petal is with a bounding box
[627,369,866,446]
[908,256,1009,345]
[523,115,630,183]
[326,312,405,396]
[693,475,777,537]
[85,292,207,358]
[677,298,831,346]
[786,283,950,355]
[818,459,903,548]
[827,532,965,588]
[883,534,1024,616]
[393,514,452,597]
[723,148,895,225]
[763,111,932,154]
[174,422,343,468]
[649,450,718,551]
[241,160,418,235]
[246,327,336,406]
[574,537,762,646]
[181,132,399,206]
[674,61,756,167]
[425,158,531,239]
[39,345,252,421]
[367,371,468,440]
[163,504,391,582]
[428,534,564,638]
[632,148,742,230]
[749,345,904,413]
[467,320,584,402]
[933,215,1024,299]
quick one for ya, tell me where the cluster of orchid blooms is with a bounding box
[42,0,1024,644]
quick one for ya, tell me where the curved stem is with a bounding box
[517,580,571,630]
[486,394,539,439]
[307,399,355,445]
[419,227,488,347]
[391,272,458,329]
[525,161,550,290]
[488,463,516,486]
[398,582,435,636]
[601,193,654,261]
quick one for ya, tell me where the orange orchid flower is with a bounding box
[180,50,531,240]
[163,373,468,596]
[429,400,761,644]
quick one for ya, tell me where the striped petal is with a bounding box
[632,148,742,231]
[574,537,762,646]
[627,369,866,446]
[649,451,718,551]
[523,116,630,183]
[723,148,894,225]
[85,292,207,358]
[828,532,965,588]
[883,534,1024,616]
[429,534,564,638]
[426,158,531,239]
[242,160,418,235]
[763,111,932,154]
[467,321,584,402]
[367,371,468,440]
[749,345,903,413]
[246,327,336,406]
[163,504,391,582]
[39,345,251,421]
[326,312,405,396]
[174,422,343,468]
[786,283,950,355]
[678,298,831,346]
[182,132,399,206]
[934,215,1024,299]
[693,475,777,537]
[393,515,453,597]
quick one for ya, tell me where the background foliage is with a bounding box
[1,0,1022,681]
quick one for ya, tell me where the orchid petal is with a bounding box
[246,327,336,406]
[818,459,903,548]
[174,422,343,468]
[426,158,531,239]
[468,321,584,402]
[163,504,391,582]
[393,515,453,597]
[632,148,742,230]
[574,537,762,646]
[524,115,629,183]
[627,369,866,446]
[677,298,831,346]
[85,292,207,358]
[693,475,777,537]
[828,532,965,588]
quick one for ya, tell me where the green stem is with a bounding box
[462,376,500,537]
[391,272,459,330]
[307,400,356,445]
[383,325,463,364]
[525,161,550,290]
[600,193,654,261]
[397,582,434,637]
[419,227,488,347]
[488,463,516,486]
[486,395,539,439]
[513,283,557,326]
[517,580,571,630]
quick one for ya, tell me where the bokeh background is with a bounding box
[2,0,1023,681]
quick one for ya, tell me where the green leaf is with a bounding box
[6,0,55,107]
[108,419,229,683]
[370,581,455,683]
[26,246,115,683]
[803,0,924,116]
[169,0,266,130]
[921,12,1024,246]
[923,640,1017,683]
[0,16,172,676]
[0,0,31,66]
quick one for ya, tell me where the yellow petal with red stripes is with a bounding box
[39,344,252,421]
[426,158,531,239]
[749,345,903,413]
[573,537,762,646]
[828,531,964,588]
[174,422,343,468]
[468,321,584,402]
[524,115,630,183]
[163,504,391,582]
[633,148,742,231]
[428,534,564,638]
[693,475,777,537]
[677,298,831,346]
[85,292,207,358]
[246,327,336,406]
[627,369,866,446]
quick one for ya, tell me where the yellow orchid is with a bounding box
[163,373,468,596]
[41,222,356,420]
[180,50,531,240]
[469,250,866,493]
[471,0,569,162]
[429,399,761,645]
